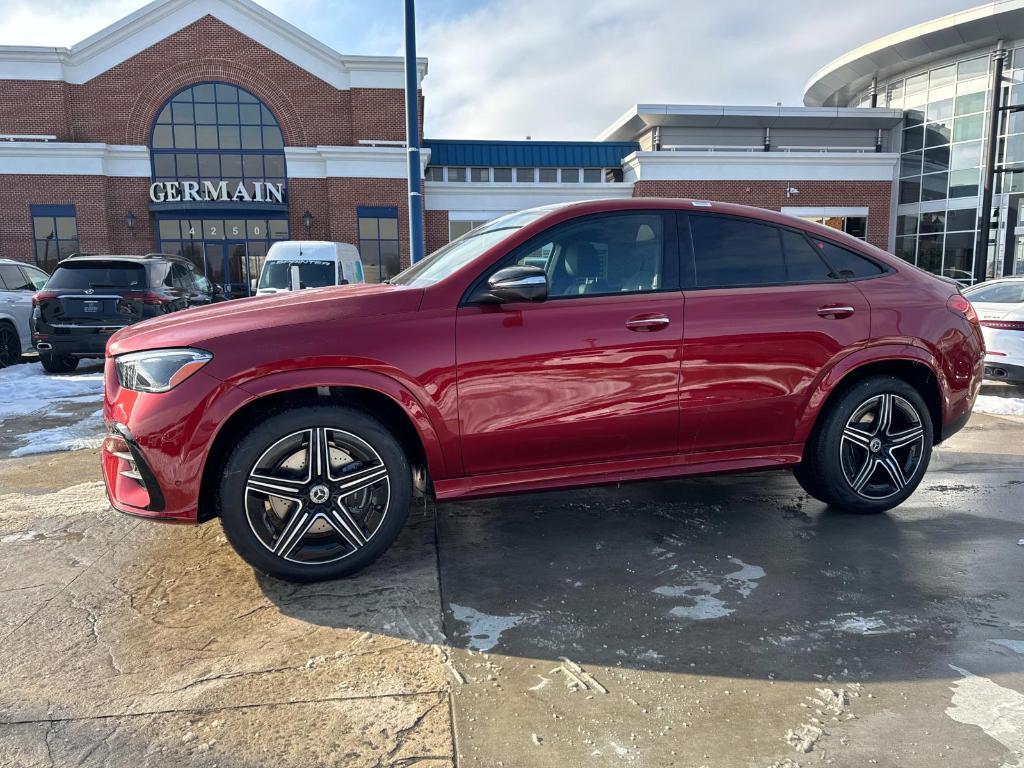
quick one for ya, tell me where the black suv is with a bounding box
[32,253,215,373]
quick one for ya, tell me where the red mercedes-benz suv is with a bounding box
[101,199,984,582]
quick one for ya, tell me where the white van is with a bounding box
[255,241,365,295]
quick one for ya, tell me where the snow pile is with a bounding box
[0,362,104,421]
[10,409,105,457]
[973,394,1024,416]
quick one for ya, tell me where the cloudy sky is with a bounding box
[0,0,976,139]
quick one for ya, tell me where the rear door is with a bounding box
[0,264,35,350]
[679,214,873,453]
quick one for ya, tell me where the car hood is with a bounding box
[970,302,1024,322]
[107,282,423,356]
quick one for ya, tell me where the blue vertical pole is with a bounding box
[403,0,425,264]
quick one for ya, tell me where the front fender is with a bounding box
[231,367,455,480]
[792,342,947,445]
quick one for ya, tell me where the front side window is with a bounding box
[510,213,666,298]
[357,207,400,283]
[690,216,786,288]
[30,205,78,272]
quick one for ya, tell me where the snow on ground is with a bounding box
[974,394,1024,417]
[0,361,104,421]
[10,409,105,458]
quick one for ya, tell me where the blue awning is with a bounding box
[423,139,639,168]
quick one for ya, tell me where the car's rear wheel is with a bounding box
[39,350,79,374]
[797,375,933,513]
[218,405,412,582]
[0,323,20,368]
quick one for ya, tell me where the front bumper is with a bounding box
[101,356,249,524]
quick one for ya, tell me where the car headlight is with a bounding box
[115,348,213,393]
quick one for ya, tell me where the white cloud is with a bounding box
[0,0,142,46]
[419,0,973,139]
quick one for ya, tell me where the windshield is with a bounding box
[390,209,549,288]
[964,280,1024,304]
[259,260,335,290]
[46,262,146,290]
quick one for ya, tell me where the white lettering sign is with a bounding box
[149,180,286,204]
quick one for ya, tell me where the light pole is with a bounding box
[403,0,425,264]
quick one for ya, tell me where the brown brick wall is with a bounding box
[0,175,114,264]
[0,15,417,148]
[632,180,893,249]
[425,209,450,255]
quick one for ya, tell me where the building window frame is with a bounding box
[357,205,401,283]
[30,204,79,271]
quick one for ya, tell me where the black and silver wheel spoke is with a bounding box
[244,427,391,565]
[840,392,925,501]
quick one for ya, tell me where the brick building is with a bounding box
[0,0,914,292]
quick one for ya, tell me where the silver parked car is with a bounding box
[0,258,49,367]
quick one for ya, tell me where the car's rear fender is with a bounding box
[794,342,950,447]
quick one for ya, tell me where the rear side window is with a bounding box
[780,230,835,283]
[810,239,885,279]
[0,264,33,291]
[690,216,785,287]
[46,262,147,290]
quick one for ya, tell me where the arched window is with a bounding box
[150,82,286,194]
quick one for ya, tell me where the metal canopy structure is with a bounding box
[804,0,1024,107]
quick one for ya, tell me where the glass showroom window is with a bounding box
[799,215,867,239]
[890,53,990,278]
[358,207,401,283]
[31,205,78,272]
[150,82,286,198]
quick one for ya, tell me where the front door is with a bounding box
[205,241,249,299]
[680,214,875,453]
[456,211,683,475]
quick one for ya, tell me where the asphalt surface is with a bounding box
[0,398,1022,767]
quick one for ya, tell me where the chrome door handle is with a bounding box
[626,314,671,331]
[817,305,855,319]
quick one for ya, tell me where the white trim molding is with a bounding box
[621,151,899,183]
[285,146,431,180]
[0,0,428,89]
[424,182,635,213]
[781,206,870,218]
[0,142,150,176]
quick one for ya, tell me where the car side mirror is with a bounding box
[485,265,548,303]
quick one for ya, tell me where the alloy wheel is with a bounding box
[0,326,18,367]
[839,393,926,500]
[244,427,391,564]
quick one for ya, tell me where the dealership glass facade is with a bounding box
[852,44,1024,280]
[151,82,289,296]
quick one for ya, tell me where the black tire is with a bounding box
[799,375,933,514]
[0,322,20,368]
[39,350,79,374]
[218,404,412,582]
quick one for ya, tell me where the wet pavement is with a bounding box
[0,409,1022,767]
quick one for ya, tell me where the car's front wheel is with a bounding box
[795,375,933,513]
[218,405,412,582]
[39,350,79,374]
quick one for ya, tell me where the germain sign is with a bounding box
[149,180,286,205]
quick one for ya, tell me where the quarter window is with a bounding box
[689,216,786,288]
[809,239,885,279]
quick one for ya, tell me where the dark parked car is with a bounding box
[33,253,214,373]
[101,199,984,582]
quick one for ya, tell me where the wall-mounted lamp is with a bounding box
[302,210,313,236]
[785,186,800,198]
[125,210,137,238]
